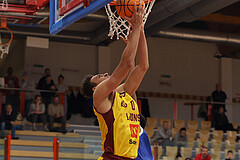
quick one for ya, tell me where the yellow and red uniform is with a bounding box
[94,91,140,160]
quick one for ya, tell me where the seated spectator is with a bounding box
[155,121,172,155]
[195,147,211,160]
[156,121,172,144]
[173,127,188,156]
[225,150,234,160]
[215,107,234,132]
[48,95,66,133]
[0,104,22,139]
[28,95,48,131]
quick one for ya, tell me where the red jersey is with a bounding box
[195,154,211,160]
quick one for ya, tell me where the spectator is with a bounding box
[4,67,19,112]
[173,127,188,156]
[28,95,48,131]
[195,147,211,160]
[225,150,234,160]
[56,74,68,93]
[56,74,68,114]
[215,107,234,132]
[0,104,22,139]
[20,71,35,117]
[212,83,227,128]
[37,68,53,89]
[155,121,172,155]
[48,95,66,133]
[38,75,57,112]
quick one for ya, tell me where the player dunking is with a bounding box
[81,3,148,159]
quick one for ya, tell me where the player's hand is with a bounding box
[124,2,145,29]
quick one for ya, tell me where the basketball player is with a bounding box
[81,3,148,159]
[137,114,153,160]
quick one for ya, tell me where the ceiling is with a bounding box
[1,0,240,58]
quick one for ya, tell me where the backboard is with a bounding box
[0,0,49,27]
[49,0,114,35]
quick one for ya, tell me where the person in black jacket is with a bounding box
[211,83,227,128]
[37,75,57,113]
[37,68,54,90]
[215,107,234,132]
[0,104,22,139]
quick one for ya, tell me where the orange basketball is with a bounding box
[115,0,143,19]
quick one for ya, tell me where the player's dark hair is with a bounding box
[140,114,146,129]
[81,74,96,99]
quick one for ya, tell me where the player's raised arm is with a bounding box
[92,3,145,113]
[121,14,149,96]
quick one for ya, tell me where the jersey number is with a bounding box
[130,100,135,110]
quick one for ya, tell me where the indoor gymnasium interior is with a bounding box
[0,0,240,160]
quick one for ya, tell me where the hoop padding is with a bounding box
[0,26,13,59]
[105,0,155,40]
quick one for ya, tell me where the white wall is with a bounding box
[25,41,98,86]
[232,59,240,97]
[109,37,219,96]
[232,59,240,124]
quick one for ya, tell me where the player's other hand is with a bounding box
[124,2,145,29]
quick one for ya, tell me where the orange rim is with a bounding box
[110,0,152,5]
[0,26,13,46]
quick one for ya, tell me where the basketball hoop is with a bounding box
[1,0,8,10]
[0,19,13,59]
[105,0,155,40]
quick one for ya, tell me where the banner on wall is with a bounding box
[159,74,172,87]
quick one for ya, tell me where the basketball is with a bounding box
[115,0,143,19]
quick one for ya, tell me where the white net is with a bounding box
[1,0,8,10]
[105,0,155,40]
[0,34,10,59]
